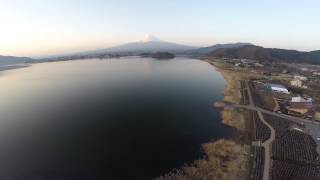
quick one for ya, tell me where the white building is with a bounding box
[291,96,312,103]
[291,75,307,88]
[267,83,289,94]
[235,63,241,67]
[291,79,303,87]
[255,63,264,67]
[313,72,320,76]
[294,75,307,81]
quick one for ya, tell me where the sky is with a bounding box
[0,0,320,57]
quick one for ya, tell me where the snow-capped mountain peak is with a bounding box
[141,34,162,42]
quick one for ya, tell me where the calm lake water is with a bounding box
[0,57,233,180]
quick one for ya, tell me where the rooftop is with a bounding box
[268,83,287,89]
[291,96,312,103]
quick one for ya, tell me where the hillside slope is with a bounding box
[207,45,320,64]
[0,55,33,66]
[185,43,252,55]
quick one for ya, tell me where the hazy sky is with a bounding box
[1,0,320,57]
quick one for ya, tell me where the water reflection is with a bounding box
[0,57,232,180]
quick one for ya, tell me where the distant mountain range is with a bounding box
[0,55,33,66]
[42,35,253,61]
[1,36,320,66]
[206,45,320,64]
[78,36,251,56]
[184,42,252,55]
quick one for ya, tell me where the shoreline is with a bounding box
[155,60,253,180]
[0,56,198,73]
[209,62,254,179]
[0,64,30,72]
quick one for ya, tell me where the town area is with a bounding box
[210,58,320,180]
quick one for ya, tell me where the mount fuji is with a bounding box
[79,35,198,55]
[41,35,251,60]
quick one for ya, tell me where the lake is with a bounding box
[0,57,233,180]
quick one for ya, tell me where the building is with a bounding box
[294,75,307,81]
[312,72,320,76]
[287,103,313,117]
[235,63,241,67]
[267,83,289,94]
[291,96,313,103]
[255,63,264,67]
[290,79,303,87]
[287,97,313,117]
[290,75,307,88]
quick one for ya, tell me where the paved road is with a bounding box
[245,80,274,180]
[257,111,275,180]
[230,104,320,126]
[218,81,320,180]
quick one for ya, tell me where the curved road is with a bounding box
[225,93,320,180]
[245,81,275,180]
[257,111,275,180]
[221,81,319,180]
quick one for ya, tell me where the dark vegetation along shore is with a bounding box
[140,52,175,59]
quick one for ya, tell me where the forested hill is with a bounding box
[0,55,33,66]
[206,45,320,65]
